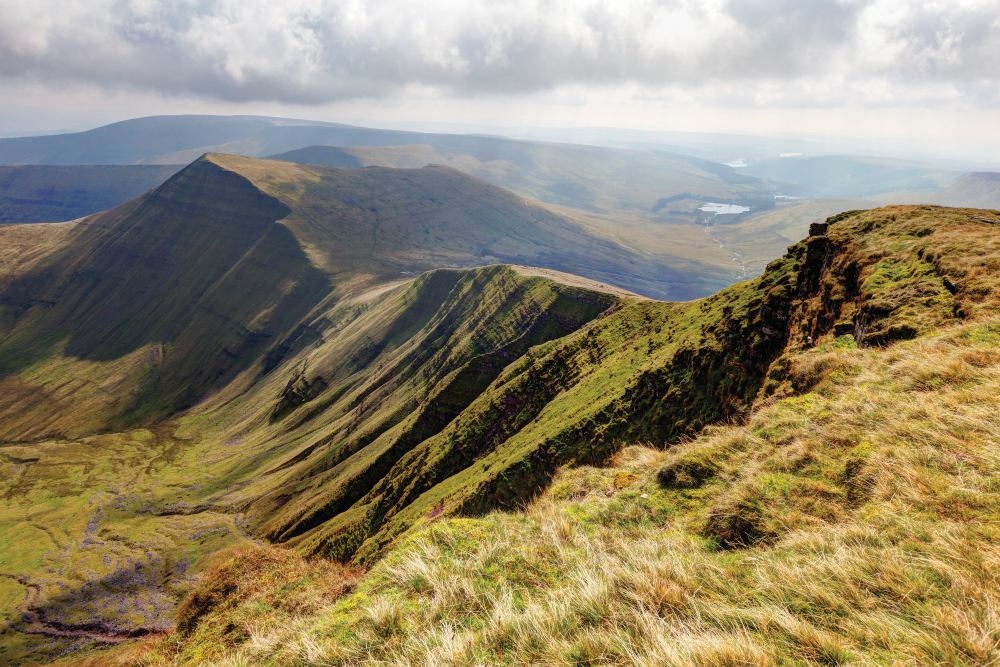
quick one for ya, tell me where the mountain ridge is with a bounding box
[2,174,999,662]
[22,202,998,666]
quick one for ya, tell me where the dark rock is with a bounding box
[657,458,717,489]
[809,222,829,236]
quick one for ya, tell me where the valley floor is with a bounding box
[0,428,255,664]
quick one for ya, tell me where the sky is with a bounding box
[0,0,998,159]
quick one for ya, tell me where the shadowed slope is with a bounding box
[0,156,331,433]
[0,165,180,223]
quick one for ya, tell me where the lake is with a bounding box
[699,202,751,215]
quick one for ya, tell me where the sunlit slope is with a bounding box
[154,314,1000,666]
[3,145,999,666]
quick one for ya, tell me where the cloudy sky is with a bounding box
[1,0,998,157]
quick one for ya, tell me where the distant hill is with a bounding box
[207,153,717,298]
[742,155,955,198]
[897,171,1000,210]
[0,164,179,222]
[0,116,806,288]
[0,114,771,214]
[268,142,787,285]
[269,142,768,217]
[0,115,283,165]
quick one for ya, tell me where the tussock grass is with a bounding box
[125,316,1000,665]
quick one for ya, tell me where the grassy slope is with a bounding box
[78,204,1000,665]
[0,263,624,663]
[211,153,725,299]
[6,202,1000,664]
[136,318,998,666]
[270,143,765,218]
[270,144,766,289]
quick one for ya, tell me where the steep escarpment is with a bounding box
[221,206,997,565]
[177,266,621,557]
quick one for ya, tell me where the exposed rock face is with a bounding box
[272,369,329,422]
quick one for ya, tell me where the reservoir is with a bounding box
[699,202,751,215]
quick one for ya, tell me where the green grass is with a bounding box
[6,203,1000,664]
[0,429,258,665]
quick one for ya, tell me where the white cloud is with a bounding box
[0,0,997,110]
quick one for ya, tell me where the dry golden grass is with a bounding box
[0,221,75,280]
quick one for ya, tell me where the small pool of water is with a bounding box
[699,202,750,215]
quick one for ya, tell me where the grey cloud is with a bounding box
[0,0,998,105]
[879,3,1000,80]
